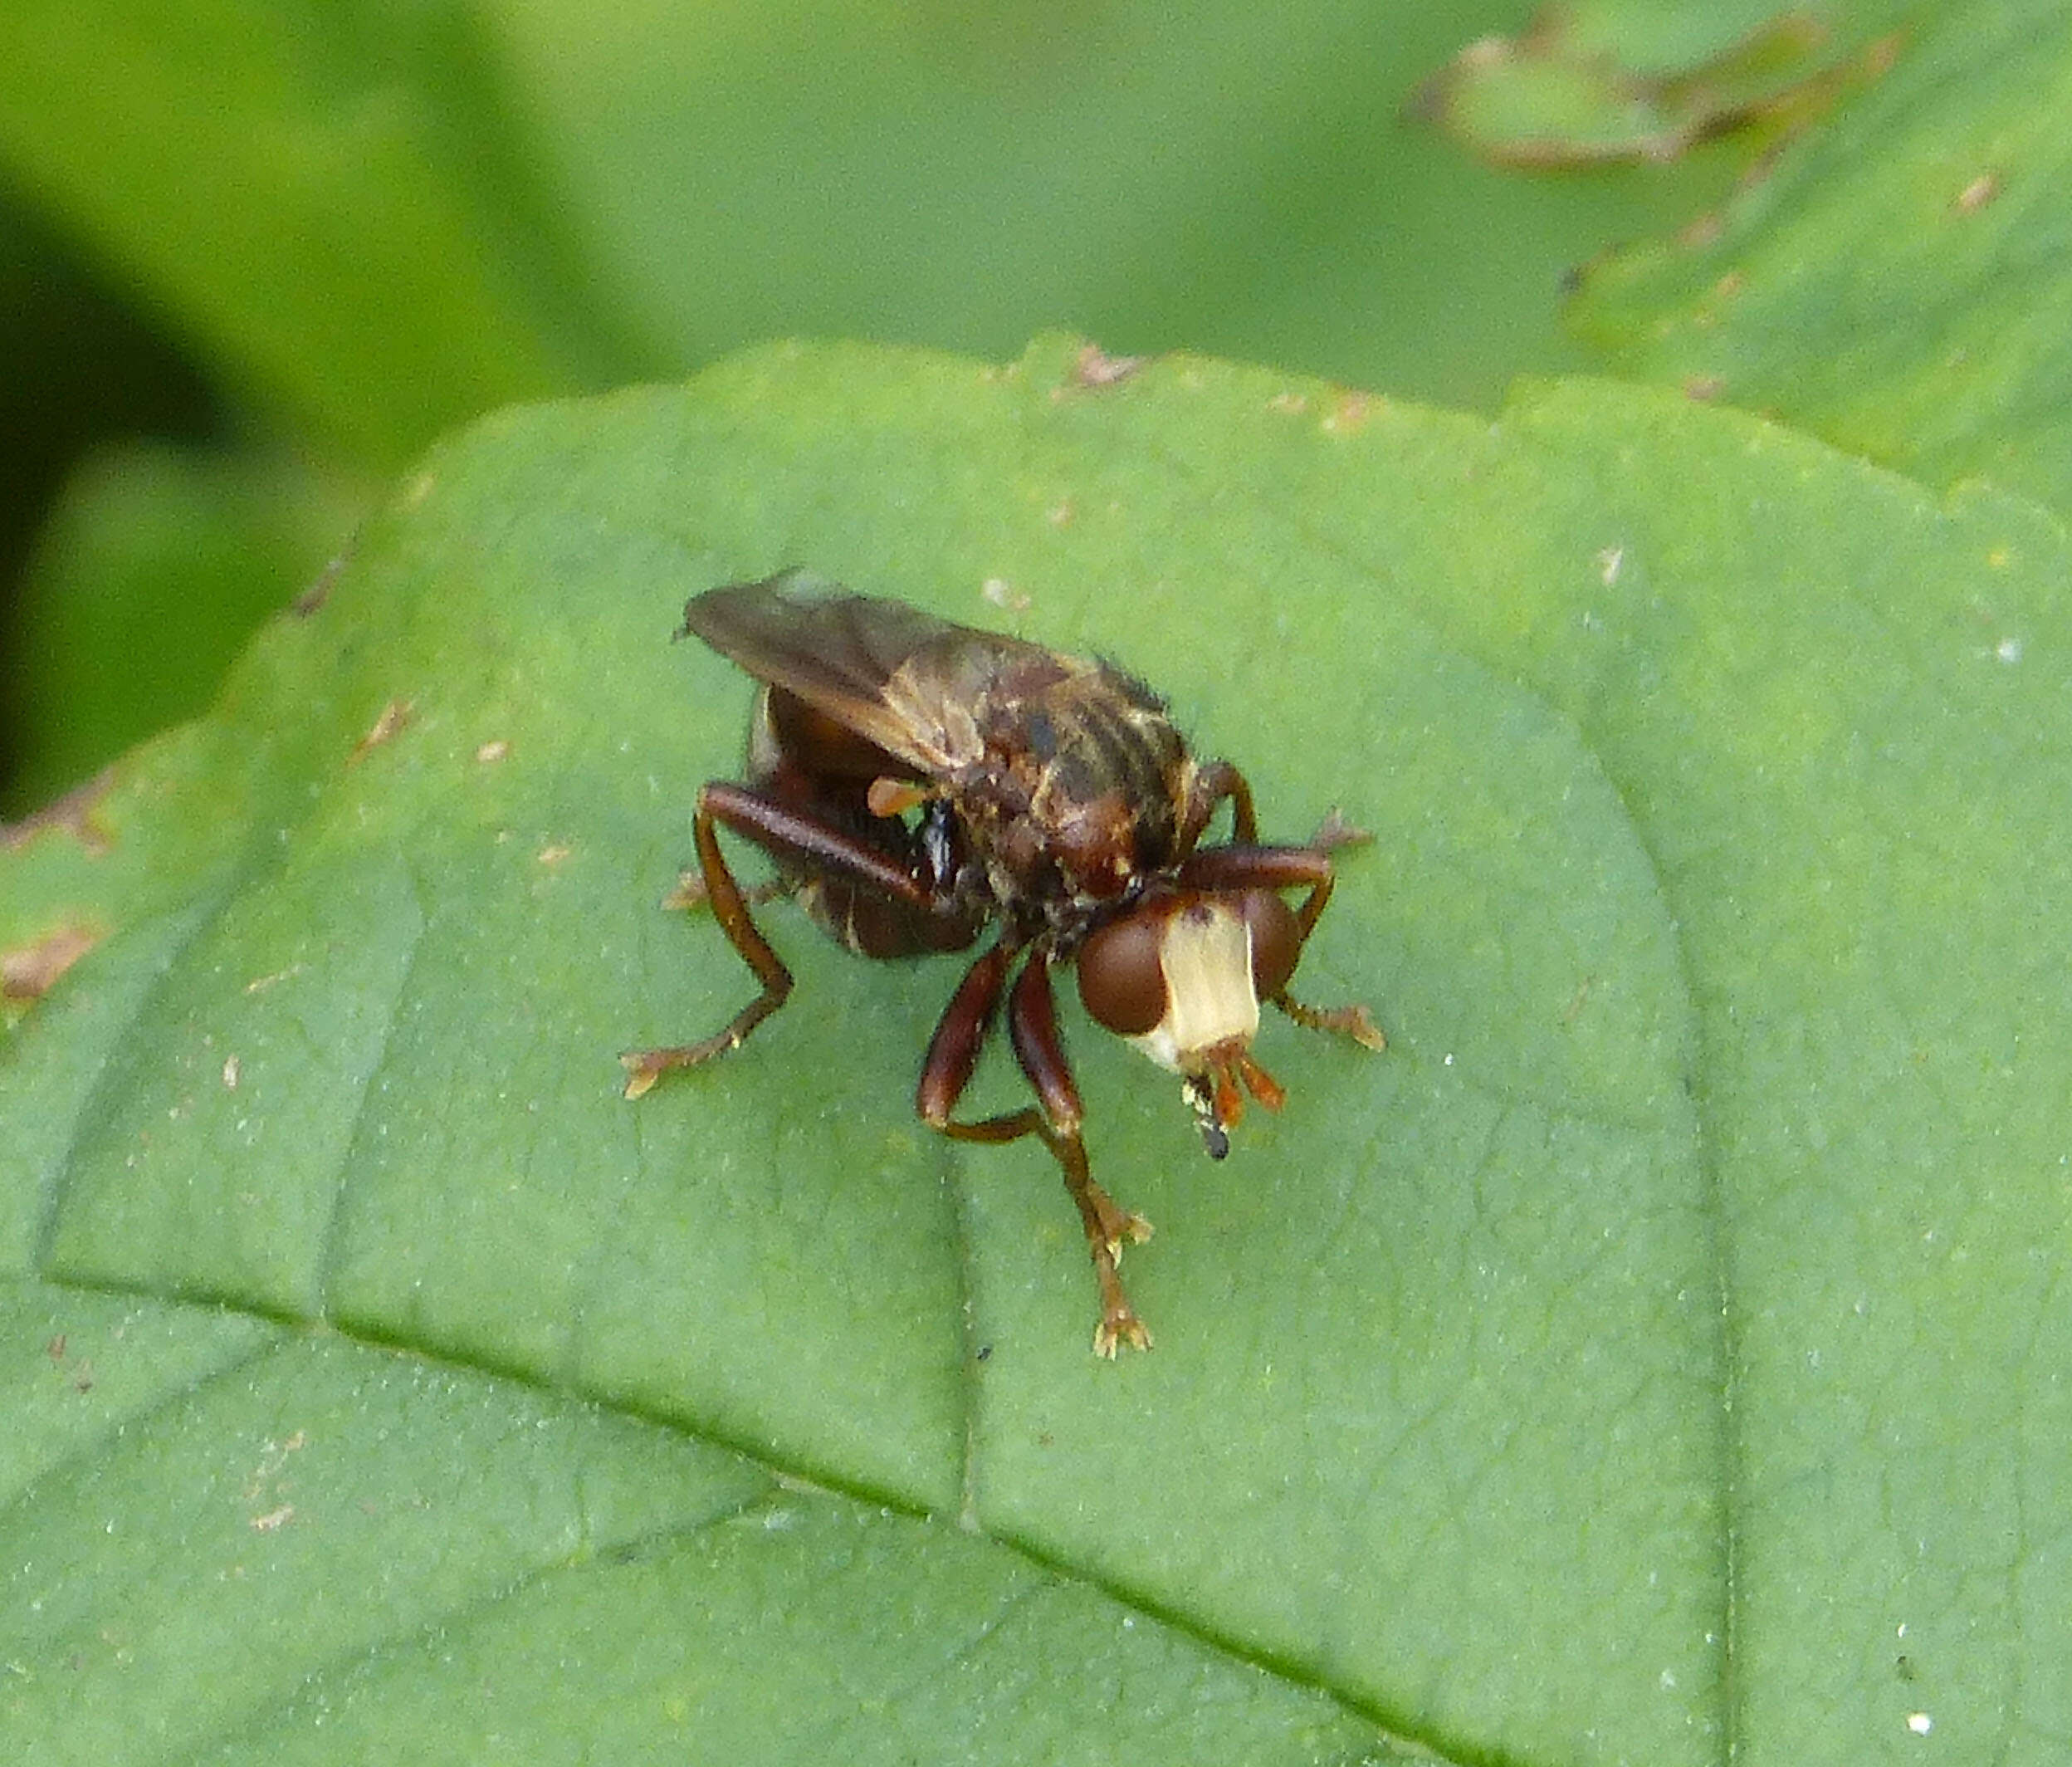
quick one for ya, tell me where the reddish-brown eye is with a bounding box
[1239,890,1302,1001]
[1078,908,1169,1034]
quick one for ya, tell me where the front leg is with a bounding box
[1184,758,1259,846]
[1174,843,1387,1053]
[1255,859,1387,1050]
[918,946,1152,1355]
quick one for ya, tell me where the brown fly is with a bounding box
[623,570,1385,1354]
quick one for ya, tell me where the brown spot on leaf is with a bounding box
[293,547,352,617]
[1321,389,1377,435]
[349,699,413,765]
[1954,174,2000,216]
[1684,374,1727,402]
[46,1334,105,1393]
[3,923,102,1002]
[2,766,116,855]
[1056,344,1145,395]
[475,738,511,765]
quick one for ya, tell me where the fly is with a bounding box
[623,570,1385,1354]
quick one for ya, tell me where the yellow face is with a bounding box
[1122,898,1261,1077]
[1075,886,1303,1158]
[1119,898,1291,1159]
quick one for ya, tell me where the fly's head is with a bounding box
[1075,886,1302,1158]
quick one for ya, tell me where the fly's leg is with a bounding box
[662,871,786,913]
[623,781,944,1099]
[1006,951,1153,1354]
[918,945,1151,1355]
[1268,862,1387,1050]
[1185,759,1259,845]
[1175,842,1387,1053]
[935,1110,1151,1358]
[1273,991,1387,1050]
[1303,806,1371,856]
[622,790,792,1097]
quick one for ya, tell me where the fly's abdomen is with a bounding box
[749,686,983,958]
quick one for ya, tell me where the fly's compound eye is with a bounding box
[1078,908,1169,1035]
[1238,889,1302,1001]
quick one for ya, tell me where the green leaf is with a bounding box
[0,0,640,465]
[488,0,1729,413]
[1571,0,2072,512]
[2,439,368,815]
[0,0,1742,447]
[6,336,2067,1763]
[1413,8,1852,169]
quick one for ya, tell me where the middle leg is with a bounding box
[917,944,1152,1354]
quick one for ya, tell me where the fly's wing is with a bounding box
[681,570,1059,777]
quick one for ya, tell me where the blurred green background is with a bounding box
[0,0,1889,816]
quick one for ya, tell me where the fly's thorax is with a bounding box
[1018,678,1192,899]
